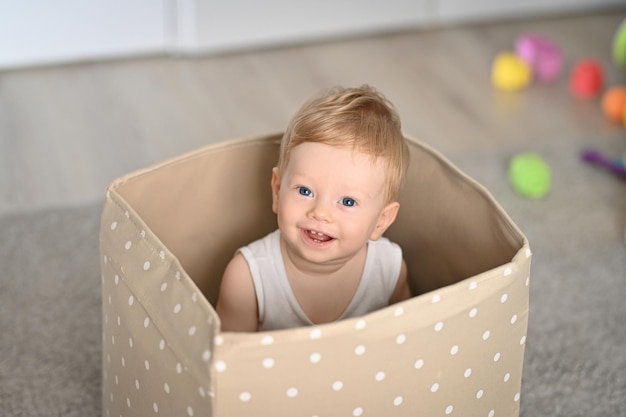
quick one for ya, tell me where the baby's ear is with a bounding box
[271,167,281,214]
[370,201,400,240]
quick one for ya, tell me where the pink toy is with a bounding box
[569,59,604,98]
[516,34,564,82]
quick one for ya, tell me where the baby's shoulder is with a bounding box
[223,252,253,280]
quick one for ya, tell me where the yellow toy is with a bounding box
[492,52,532,91]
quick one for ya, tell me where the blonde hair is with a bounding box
[278,85,409,202]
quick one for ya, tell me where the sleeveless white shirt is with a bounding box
[239,230,402,331]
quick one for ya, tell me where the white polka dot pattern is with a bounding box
[101,193,217,417]
[100,136,531,417]
[211,252,531,416]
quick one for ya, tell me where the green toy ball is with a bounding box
[508,153,551,199]
[614,18,626,67]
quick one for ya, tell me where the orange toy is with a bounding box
[601,87,626,124]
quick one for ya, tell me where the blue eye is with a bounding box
[341,197,356,207]
[298,186,312,197]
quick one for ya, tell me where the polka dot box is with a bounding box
[100,133,530,417]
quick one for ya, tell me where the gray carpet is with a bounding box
[0,204,102,416]
[1,137,625,416]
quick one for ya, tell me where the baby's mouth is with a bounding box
[305,229,334,243]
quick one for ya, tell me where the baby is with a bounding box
[217,85,411,332]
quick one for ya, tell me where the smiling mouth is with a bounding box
[304,229,334,243]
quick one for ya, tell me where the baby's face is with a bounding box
[272,142,394,269]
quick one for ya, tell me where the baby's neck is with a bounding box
[279,240,368,324]
[279,239,367,280]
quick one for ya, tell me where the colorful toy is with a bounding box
[492,52,532,91]
[613,18,626,67]
[515,33,564,82]
[581,149,626,179]
[569,59,604,98]
[508,153,551,199]
[601,87,626,124]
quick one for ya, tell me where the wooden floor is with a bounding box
[1,10,625,215]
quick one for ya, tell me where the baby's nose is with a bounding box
[307,201,332,223]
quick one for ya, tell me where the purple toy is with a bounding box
[581,149,626,179]
[516,33,564,82]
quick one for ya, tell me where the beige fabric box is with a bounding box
[100,133,530,417]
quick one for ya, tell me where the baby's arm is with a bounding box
[389,258,411,304]
[216,253,259,332]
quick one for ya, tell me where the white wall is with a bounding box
[433,0,625,23]
[0,0,623,70]
[175,0,428,53]
[0,0,169,69]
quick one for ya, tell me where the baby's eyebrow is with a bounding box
[288,173,311,185]
[289,171,309,180]
[348,189,372,200]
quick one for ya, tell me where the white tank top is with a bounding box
[239,230,402,331]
